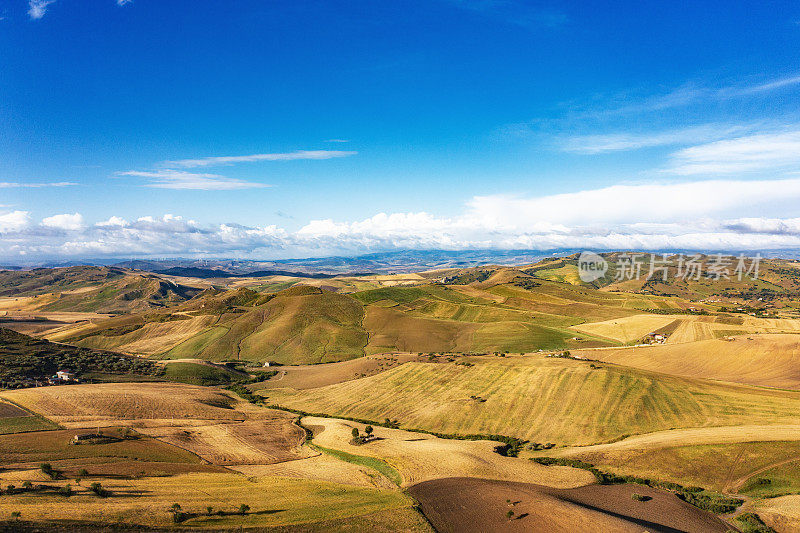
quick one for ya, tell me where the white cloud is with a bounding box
[0,181,77,188]
[561,123,764,154]
[667,131,800,175]
[163,150,357,168]
[95,216,128,227]
[0,211,30,233]
[41,213,84,231]
[28,0,132,18]
[28,0,56,19]
[118,170,270,190]
[7,177,800,260]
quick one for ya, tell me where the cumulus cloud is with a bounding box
[0,211,30,233]
[6,178,800,260]
[41,213,84,231]
[117,170,270,190]
[95,216,128,227]
[162,150,357,168]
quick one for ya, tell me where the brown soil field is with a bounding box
[139,418,310,465]
[0,400,32,419]
[408,477,733,533]
[0,383,309,467]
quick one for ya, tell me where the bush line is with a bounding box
[532,457,742,514]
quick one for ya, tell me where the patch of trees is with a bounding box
[734,512,777,533]
[0,328,163,389]
[642,308,709,315]
[169,502,252,524]
[269,403,528,449]
[350,425,375,445]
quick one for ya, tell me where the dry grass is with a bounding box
[571,314,684,343]
[303,416,594,487]
[0,472,418,529]
[232,453,397,490]
[0,383,245,426]
[751,495,800,532]
[0,383,311,468]
[139,418,310,465]
[267,357,800,446]
[575,334,800,389]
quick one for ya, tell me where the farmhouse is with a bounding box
[55,370,75,381]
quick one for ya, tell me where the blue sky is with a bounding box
[3,1,800,260]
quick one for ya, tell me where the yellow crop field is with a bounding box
[575,334,800,389]
[304,416,594,487]
[0,472,424,530]
[266,356,800,445]
[570,314,683,343]
[0,383,246,426]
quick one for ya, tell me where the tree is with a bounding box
[10,511,20,521]
[238,503,250,515]
[351,427,359,439]
[206,506,214,516]
[169,503,185,524]
[40,463,57,479]
[365,425,373,436]
[77,468,88,477]
[21,481,32,490]
[506,510,514,520]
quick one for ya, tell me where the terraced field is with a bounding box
[265,355,800,445]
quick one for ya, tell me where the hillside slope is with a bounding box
[265,355,800,445]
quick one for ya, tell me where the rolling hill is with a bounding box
[0,266,203,313]
[46,272,705,363]
[264,354,800,446]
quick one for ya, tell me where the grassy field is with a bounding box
[162,360,246,385]
[266,356,800,445]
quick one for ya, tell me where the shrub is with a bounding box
[631,493,651,502]
[58,484,73,497]
[238,503,250,515]
[89,482,110,498]
[734,512,777,533]
[39,463,59,479]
